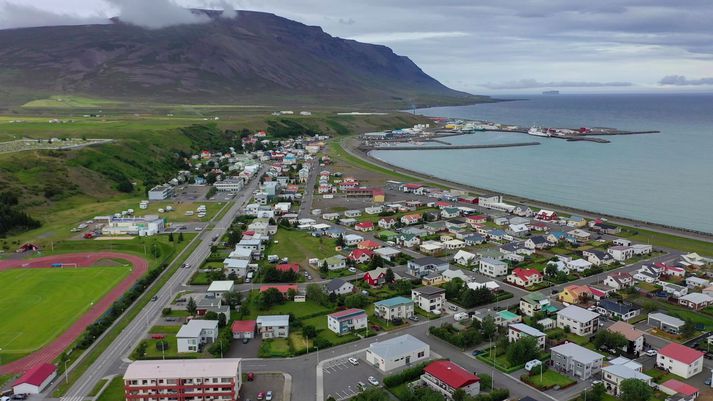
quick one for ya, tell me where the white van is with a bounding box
[525,359,542,372]
[454,312,469,322]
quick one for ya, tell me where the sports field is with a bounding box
[0,266,131,363]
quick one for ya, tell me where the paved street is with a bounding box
[59,167,266,399]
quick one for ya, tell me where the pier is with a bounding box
[360,141,541,151]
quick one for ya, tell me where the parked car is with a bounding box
[348,357,359,365]
[242,338,250,344]
[247,372,255,381]
[256,392,264,400]
[645,349,657,357]
[471,349,483,357]
[265,391,273,401]
[368,376,379,386]
[151,296,158,301]
[357,382,367,391]
[348,267,357,273]
[408,315,419,322]
[448,305,458,311]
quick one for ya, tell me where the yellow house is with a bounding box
[558,285,591,304]
[372,188,385,203]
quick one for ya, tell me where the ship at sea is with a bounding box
[542,90,560,95]
[527,126,552,137]
[463,122,486,132]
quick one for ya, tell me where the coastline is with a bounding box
[339,136,713,242]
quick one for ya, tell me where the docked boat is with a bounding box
[527,127,551,137]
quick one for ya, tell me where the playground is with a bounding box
[0,252,148,374]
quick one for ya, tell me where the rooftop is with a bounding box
[424,360,479,389]
[510,323,546,337]
[368,334,428,359]
[14,363,56,386]
[177,320,219,338]
[657,343,703,364]
[558,305,599,323]
[207,280,235,292]
[374,296,413,308]
[551,342,604,364]
[125,359,241,380]
[256,315,290,326]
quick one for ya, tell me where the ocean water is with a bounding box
[372,93,713,233]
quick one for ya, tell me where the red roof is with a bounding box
[661,379,699,396]
[355,221,374,228]
[276,263,299,273]
[260,284,298,294]
[588,286,607,297]
[371,188,385,196]
[15,363,56,387]
[358,240,381,250]
[512,267,541,281]
[231,320,256,333]
[658,343,703,364]
[349,249,374,260]
[467,215,486,221]
[424,360,479,389]
[404,183,423,189]
[436,201,452,207]
[243,230,256,236]
[329,308,367,319]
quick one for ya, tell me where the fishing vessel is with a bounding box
[527,127,552,137]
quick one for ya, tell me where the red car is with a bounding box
[257,392,265,400]
[247,372,255,382]
[150,334,165,340]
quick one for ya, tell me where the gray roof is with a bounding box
[325,279,350,292]
[414,286,446,296]
[256,315,290,327]
[368,334,428,359]
[602,364,651,381]
[558,305,599,323]
[648,312,685,327]
[412,256,447,266]
[509,323,546,337]
[551,342,604,364]
[176,320,218,338]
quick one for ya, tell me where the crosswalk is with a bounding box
[61,396,87,401]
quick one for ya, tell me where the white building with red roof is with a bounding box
[327,308,367,335]
[354,221,375,232]
[656,343,704,378]
[231,320,256,339]
[349,249,374,264]
[13,363,57,394]
[660,379,700,399]
[421,360,480,398]
[506,267,543,288]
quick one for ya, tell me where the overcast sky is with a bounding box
[2,0,713,94]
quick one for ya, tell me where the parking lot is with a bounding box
[240,372,284,401]
[322,352,384,401]
[172,185,211,202]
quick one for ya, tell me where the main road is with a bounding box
[62,167,266,399]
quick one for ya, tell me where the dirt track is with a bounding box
[0,252,148,375]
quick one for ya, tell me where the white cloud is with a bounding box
[482,79,634,90]
[349,31,469,43]
[0,1,108,29]
[659,75,713,86]
[105,0,210,29]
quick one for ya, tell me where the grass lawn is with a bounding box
[140,200,220,223]
[88,378,108,397]
[619,226,713,256]
[258,338,291,357]
[240,294,334,320]
[301,315,361,346]
[644,368,686,384]
[388,383,411,400]
[96,376,126,401]
[523,370,575,389]
[631,296,713,331]
[266,229,338,266]
[141,325,205,359]
[0,266,131,363]
[477,347,550,373]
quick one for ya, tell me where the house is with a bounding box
[591,221,621,234]
[535,209,558,221]
[442,268,476,283]
[520,292,557,317]
[453,250,477,266]
[354,221,375,232]
[378,230,398,242]
[557,305,600,337]
[364,267,389,286]
[358,240,381,250]
[685,276,710,289]
[349,249,374,264]
[647,312,685,334]
[374,296,415,321]
[407,257,449,278]
[479,258,508,277]
[256,315,290,339]
[365,206,384,215]
[378,217,396,229]
[343,234,364,246]
[588,286,609,301]
[538,318,555,330]
[678,293,713,310]
[602,360,652,395]
[398,233,421,248]
[412,286,446,313]
[374,247,401,262]
[325,279,354,296]
[596,299,641,321]
[344,210,362,218]
[604,272,635,290]
[123,359,242,401]
[177,320,219,352]
[566,258,593,273]
[568,229,591,241]
[583,249,615,266]
[661,282,688,298]
[550,342,604,379]
[421,360,480,398]
[466,214,488,227]
[366,334,429,372]
[443,239,466,250]
[525,235,551,250]
[259,284,298,298]
[513,206,534,217]
[566,215,587,227]
[223,258,249,277]
[12,363,57,394]
[207,281,235,298]
[506,268,543,288]
[607,321,645,355]
[631,244,653,256]
[495,310,522,326]
[464,234,485,246]
[324,255,347,270]
[656,343,704,379]
[421,272,445,286]
[508,323,546,349]
[608,246,634,261]
[558,285,592,304]
[327,308,368,335]
[681,252,711,268]
[660,379,700,400]
[419,241,444,255]
[658,263,686,278]
[231,320,256,340]
[401,214,421,225]
[467,281,501,292]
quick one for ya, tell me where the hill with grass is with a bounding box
[0,10,483,108]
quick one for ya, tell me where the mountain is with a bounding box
[0,10,482,108]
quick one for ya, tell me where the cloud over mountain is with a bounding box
[659,75,713,86]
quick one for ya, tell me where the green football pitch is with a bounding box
[0,267,130,363]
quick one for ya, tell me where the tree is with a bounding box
[257,288,285,310]
[681,318,696,338]
[619,379,653,401]
[218,313,227,328]
[345,294,368,308]
[178,232,184,242]
[205,311,219,321]
[444,278,464,300]
[117,179,134,193]
[393,279,413,296]
[506,336,539,366]
[481,315,497,339]
[544,263,558,277]
[156,340,169,352]
[186,297,197,316]
[168,232,174,242]
[590,382,606,401]
[223,291,242,309]
[452,389,467,401]
[162,307,172,316]
[303,325,317,339]
[384,268,395,284]
[593,331,628,351]
[478,373,492,391]
[320,260,328,274]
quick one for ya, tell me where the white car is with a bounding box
[348,357,359,365]
[646,349,657,357]
[265,391,273,401]
[367,376,379,386]
[348,267,357,273]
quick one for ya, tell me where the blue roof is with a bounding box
[375,296,413,307]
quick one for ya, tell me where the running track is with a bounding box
[0,252,148,375]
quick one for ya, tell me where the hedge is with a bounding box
[383,362,429,388]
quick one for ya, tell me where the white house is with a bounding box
[176,320,219,353]
[479,258,508,277]
[327,308,368,335]
[557,305,600,337]
[256,315,290,339]
[453,250,477,266]
[508,323,546,349]
[656,343,704,379]
[411,286,446,314]
[608,246,634,261]
[567,258,593,273]
[12,363,57,394]
[603,272,634,290]
[366,334,430,372]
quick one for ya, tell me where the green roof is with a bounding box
[379,230,398,238]
[498,310,520,320]
[375,296,413,308]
